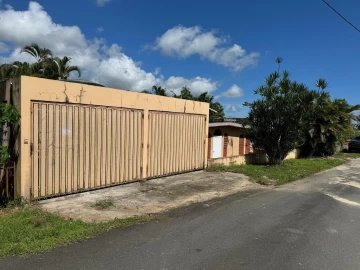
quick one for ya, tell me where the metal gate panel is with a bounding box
[31,102,143,199]
[147,112,206,178]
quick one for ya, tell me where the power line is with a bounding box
[321,0,360,33]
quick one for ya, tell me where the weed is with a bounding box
[0,208,153,257]
[91,199,114,210]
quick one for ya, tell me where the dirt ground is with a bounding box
[39,171,262,222]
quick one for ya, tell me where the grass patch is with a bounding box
[0,208,153,257]
[333,152,360,160]
[91,199,114,210]
[207,158,345,185]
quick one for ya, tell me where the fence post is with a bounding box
[142,110,149,179]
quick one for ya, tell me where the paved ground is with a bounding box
[38,171,258,222]
[3,159,360,269]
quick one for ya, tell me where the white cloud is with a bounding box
[96,0,111,7]
[0,2,219,96]
[96,27,104,33]
[153,25,259,72]
[0,2,87,57]
[222,84,244,98]
[163,76,218,96]
[154,67,161,75]
[227,104,241,113]
[225,104,248,117]
[92,44,161,91]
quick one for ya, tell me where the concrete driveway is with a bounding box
[39,170,260,222]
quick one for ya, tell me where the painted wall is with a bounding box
[208,149,300,166]
[208,126,249,158]
[4,76,209,199]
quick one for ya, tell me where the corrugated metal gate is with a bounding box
[147,112,206,178]
[31,102,143,199]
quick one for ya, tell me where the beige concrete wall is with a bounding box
[252,149,300,162]
[285,149,301,160]
[208,149,300,167]
[16,76,209,198]
[208,154,267,166]
[208,155,246,166]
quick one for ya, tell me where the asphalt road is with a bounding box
[3,159,360,270]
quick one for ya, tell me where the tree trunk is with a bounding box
[268,157,283,166]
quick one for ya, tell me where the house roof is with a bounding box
[209,122,249,128]
[209,117,250,128]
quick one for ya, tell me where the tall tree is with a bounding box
[21,43,52,62]
[193,90,225,119]
[12,61,45,77]
[52,56,81,79]
[152,85,167,96]
[301,81,360,156]
[209,101,225,119]
[244,58,315,165]
[173,86,194,100]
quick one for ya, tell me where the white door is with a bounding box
[212,136,222,158]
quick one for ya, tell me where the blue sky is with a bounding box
[1,0,360,117]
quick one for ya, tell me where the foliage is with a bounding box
[0,43,81,82]
[0,146,10,166]
[6,196,24,208]
[300,81,360,157]
[0,208,153,256]
[53,56,81,80]
[207,158,345,185]
[21,43,53,62]
[0,103,21,126]
[245,58,359,163]
[151,85,167,96]
[354,128,360,137]
[209,101,225,119]
[244,58,315,165]
[0,103,20,164]
[146,85,225,119]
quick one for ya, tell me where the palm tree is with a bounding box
[52,56,81,80]
[303,80,360,156]
[21,43,52,62]
[152,85,167,96]
[12,62,33,76]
